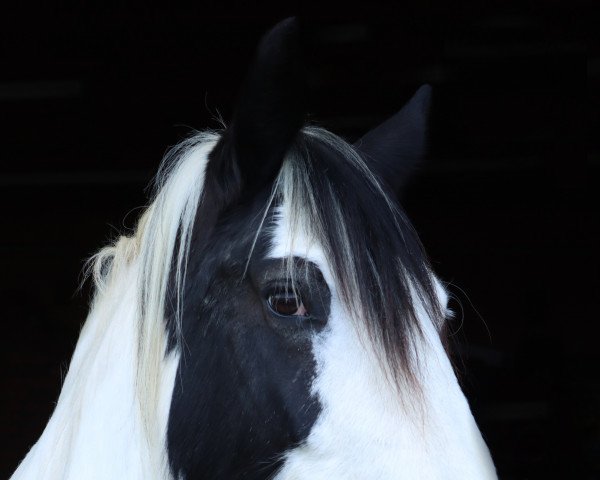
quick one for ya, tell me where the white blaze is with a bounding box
[270,202,497,480]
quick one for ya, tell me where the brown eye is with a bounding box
[267,292,309,317]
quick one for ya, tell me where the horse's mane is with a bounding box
[85,131,220,461]
[85,126,443,449]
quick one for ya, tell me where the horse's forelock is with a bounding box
[273,127,446,389]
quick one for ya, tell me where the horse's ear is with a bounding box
[354,85,432,194]
[210,17,305,198]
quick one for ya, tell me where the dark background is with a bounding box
[1,3,597,479]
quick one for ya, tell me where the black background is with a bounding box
[1,3,597,478]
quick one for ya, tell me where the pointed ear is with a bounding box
[210,17,305,198]
[354,85,432,194]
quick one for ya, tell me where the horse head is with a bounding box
[12,18,497,480]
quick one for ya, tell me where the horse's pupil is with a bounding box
[269,294,306,316]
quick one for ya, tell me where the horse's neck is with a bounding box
[11,259,176,480]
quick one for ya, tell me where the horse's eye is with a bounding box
[267,292,309,317]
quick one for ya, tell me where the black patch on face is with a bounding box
[166,194,330,480]
[165,17,441,480]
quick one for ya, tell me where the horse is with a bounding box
[11,18,497,480]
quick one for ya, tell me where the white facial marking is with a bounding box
[270,201,497,479]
